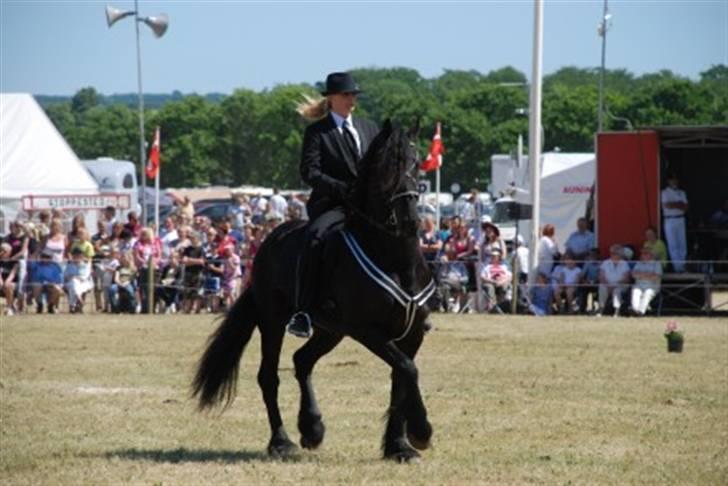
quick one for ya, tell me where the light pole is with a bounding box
[106,2,168,226]
[597,0,612,132]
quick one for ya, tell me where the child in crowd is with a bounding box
[221,244,242,309]
[64,247,94,313]
[181,232,205,314]
[158,253,182,313]
[108,252,137,313]
[529,272,553,316]
[0,243,19,315]
[100,249,121,312]
[551,252,582,314]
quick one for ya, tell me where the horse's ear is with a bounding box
[407,117,421,139]
[382,118,393,136]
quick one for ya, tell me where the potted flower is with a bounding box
[664,320,684,353]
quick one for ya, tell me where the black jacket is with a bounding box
[300,113,379,219]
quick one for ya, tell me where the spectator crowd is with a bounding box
[0,190,306,316]
[420,213,669,318]
[0,187,708,319]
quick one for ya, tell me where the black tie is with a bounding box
[342,120,360,159]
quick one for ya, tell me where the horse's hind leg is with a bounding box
[293,329,343,449]
[258,323,297,457]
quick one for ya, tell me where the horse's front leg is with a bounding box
[293,329,343,449]
[354,328,432,463]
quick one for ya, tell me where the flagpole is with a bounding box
[528,0,544,286]
[154,170,160,236]
[435,166,441,229]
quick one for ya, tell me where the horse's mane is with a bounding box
[350,120,409,212]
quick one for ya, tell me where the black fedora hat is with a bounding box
[321,72,362,96]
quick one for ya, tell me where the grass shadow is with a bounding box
[104,447,298,464]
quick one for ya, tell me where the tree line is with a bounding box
[43,65,727,192]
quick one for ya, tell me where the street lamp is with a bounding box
[106,2,168,226]
[597,0,612,132]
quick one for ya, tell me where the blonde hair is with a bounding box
[296,93,329,121]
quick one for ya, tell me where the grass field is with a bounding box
[1,312,727,485]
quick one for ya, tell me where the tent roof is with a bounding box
[0,93,98,199]
[541,152,594,179]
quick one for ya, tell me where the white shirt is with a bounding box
[661,186,688,217]
[269,194,288,216]
[330,112,361,154]
[160,229,179,258]
[537,236,559,276]
[515,246,529,274]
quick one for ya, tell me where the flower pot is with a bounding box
[667,338,684,353]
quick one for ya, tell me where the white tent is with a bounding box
[495,152,595,249]
[0,93,99,233]
[537,152,595,249]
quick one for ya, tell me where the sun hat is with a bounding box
[481,221,500,238]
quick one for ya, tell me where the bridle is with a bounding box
[350,157,420,237]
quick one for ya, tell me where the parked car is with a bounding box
[195,202,235,223]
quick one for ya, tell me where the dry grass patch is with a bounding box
[1,313,726,484]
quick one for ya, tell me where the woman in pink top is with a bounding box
[133,228,161,313]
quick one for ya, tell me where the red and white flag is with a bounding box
[421,122,444,172]
[145,126,161,179]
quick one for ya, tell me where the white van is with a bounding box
[81,158,140,222]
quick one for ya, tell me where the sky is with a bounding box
[1,0,726,96]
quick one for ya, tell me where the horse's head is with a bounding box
[352,119,421,237]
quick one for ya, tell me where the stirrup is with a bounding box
[286,311,313,338]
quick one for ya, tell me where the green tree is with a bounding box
[150,96,223,187]
[484,66,527,85]
[542,85,598,152]
[71,87,101,116]
[73,104,137,161]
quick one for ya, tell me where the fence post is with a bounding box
[147,254,155,314]
[511,254,519,315]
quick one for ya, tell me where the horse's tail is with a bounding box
[192,288,258,411]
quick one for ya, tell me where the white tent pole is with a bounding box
[528,0,544,285]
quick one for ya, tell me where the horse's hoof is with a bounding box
[267,438,298,458]
[299,417,325,450]
[385,448,421,464]
[407,433,431,451]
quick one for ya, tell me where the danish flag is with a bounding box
[145,126,161,179]
[421,122,444,172]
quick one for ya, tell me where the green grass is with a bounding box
[1,313,727,484]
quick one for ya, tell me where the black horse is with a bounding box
[192,120,434,463]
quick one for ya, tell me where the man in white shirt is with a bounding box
[598,244,631,317]
[661,175,688,272]
[268,188,289,219]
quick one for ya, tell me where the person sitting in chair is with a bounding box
[479,247,512,312]
[286,72,379,338]
[630,246,662,316]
